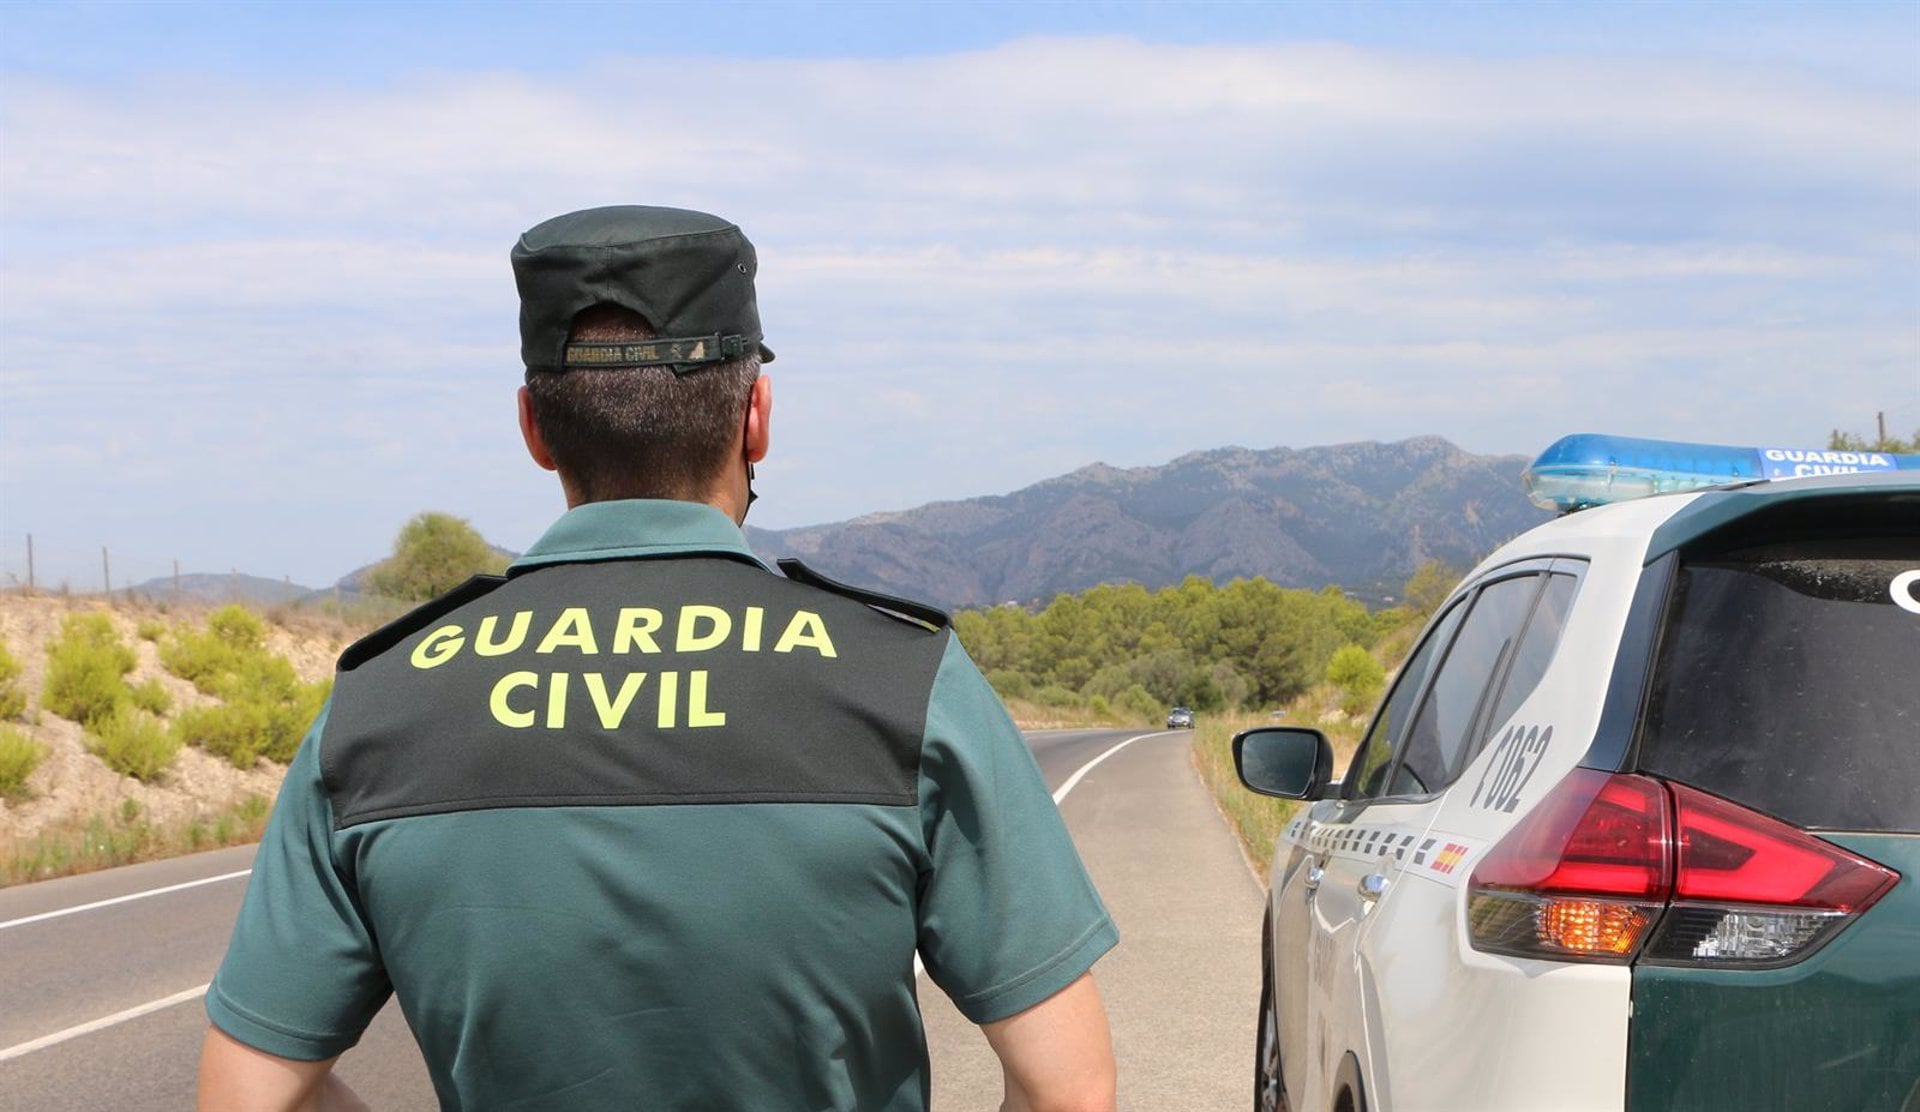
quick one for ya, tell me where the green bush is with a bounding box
[1033,685,1083,709]
[87,708,179,782]
[1404,560,1463,619]
[985,669,1032,700]
[161,604,329,764]
[43,613,137,726]
[135,619,167,642]
[163,611,331,768]
[161,605,267,696]
[128,678,172,716]
[1326,644,1386,717]
[368,511,508,601]
[173,686,326,768]
[1115,684,1163,723]
[0,725,47,799]
[0,638,27,720]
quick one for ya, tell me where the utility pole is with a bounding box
[174,559,181,595]
[102,546,111,597]
[25,534,33,594]
[1878,410,1887,448]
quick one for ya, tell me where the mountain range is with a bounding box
[134,437,1550,611]
[127,572,316,607]
[746,436,1550,608]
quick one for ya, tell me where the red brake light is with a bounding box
[1479,771,1671,898]
[1468,771,1669,962]
[1467,772,1901,967]
[1669,782,1898,911]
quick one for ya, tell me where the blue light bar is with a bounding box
[1524,433,1920,513]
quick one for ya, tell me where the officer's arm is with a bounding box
[981,972,1116,1112]
[197,1025,367,1112]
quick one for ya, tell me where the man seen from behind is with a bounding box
[196,205,1119,1111]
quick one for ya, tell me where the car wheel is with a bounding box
[1256,925,1289,1111]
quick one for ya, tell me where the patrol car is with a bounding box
[1235,434,1920,1112]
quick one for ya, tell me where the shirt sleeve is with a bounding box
[915,636,1118,1024]
[205,700,391,1060]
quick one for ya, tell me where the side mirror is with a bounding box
[1234,726,1335,800]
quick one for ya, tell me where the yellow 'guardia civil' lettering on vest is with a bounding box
[406,604,836,731]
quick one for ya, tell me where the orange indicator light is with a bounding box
[1539,899,1649,956]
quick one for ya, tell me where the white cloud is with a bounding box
[2,36,1915,587]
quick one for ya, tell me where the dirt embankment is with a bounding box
[0,593,351,847]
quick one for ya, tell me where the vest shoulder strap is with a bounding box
[337,574,509,672]
[777,558,950,632]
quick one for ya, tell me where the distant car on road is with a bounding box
[1236,434,1920,1112]
[1166,706,1195,729]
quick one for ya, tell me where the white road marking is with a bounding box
[1051,730,1173,805]
[0,984,209,1062]
[0,869,253,933]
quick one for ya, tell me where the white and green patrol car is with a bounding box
[1237,434,1920,1112]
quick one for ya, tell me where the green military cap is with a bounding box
[512,205,775,375]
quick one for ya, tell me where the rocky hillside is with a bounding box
[749,437,1548,607]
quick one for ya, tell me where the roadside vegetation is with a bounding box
[88,708,181,783]
[955,562,1453,722]
[955,560,1460,871]
[1,510,485,885]
[0,726,47,801]
[163,605,332,767]
[0,637,28,720]
[38,612,182,782]
[2,595,348,886]
[2,794,272,886]
[41,612,138,729]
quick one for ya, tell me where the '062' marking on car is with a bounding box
[1471,723,1554,813]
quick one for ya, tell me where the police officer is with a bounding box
[197,206,1119,1111]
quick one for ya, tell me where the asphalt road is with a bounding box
[0,727,1263,1110]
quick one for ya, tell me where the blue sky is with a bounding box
[2,1,1916,590]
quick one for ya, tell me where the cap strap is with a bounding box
[561,333,758,372]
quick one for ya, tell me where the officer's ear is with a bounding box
[744,374,772,465]
[519,386,559,472]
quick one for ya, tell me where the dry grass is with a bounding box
[1000,696,1159,731]
[3,793,271,886]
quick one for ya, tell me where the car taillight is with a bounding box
[1467,771,1900,968]
[1467,770,1669,963]
[1639,782,1899,967]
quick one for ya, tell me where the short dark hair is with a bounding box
[525,304,760,502]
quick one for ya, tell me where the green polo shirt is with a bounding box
[207,500,1116,1110]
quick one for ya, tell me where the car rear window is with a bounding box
[1639,535,1920,833]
